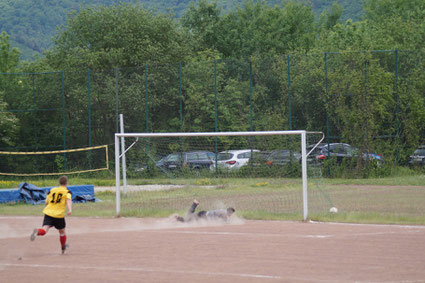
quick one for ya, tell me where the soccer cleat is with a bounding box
[61,244,69,254]
[30,229,38,241]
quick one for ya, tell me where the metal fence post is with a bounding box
[88,68,92,169]
[88,68,92,147]
[364,52,370,170]
[179,62,183,155]
[249,58,253,131]
[288,54,292,130]
[61,70,67,171]
[214,59,218,172]
[32,74,38,150]
[395,49,400,165]
[179,62,183,131]
[249,58,254,170]
[32,74,39,170]
[324,52,331,176]
[115,67,119,133]
[145,64,149,168]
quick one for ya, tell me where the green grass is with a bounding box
[1,168,424,189]
[1,173,424,225]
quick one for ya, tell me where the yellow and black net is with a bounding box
[0,145,108,176]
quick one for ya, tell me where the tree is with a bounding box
[181,0,222,52]
[0,32,20,148]
[26,4,195,147]
[316,19,373,52]
[317,2,343,30]
[186,0,316,58]
[0,32,20,73]
[363,0,425,50]
[45,3,192,70]
[362,0,425,157]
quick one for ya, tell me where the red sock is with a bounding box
[37,229,46,236]
[60,234,67,247]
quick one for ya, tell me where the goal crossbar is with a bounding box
[114,130,323,220]
[116,130,311,138]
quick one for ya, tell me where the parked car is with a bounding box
[306,143,327,165]
[158,151,215,172]
[131,155,166,173]
[245,150,301,176]
[408,145,425,167]
[313,143,384,165]
[212,149,259,170]
[266,150,301,166]
[248,151,271,167]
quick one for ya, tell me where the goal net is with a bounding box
[0,145,109,176]
[114,131,330,220]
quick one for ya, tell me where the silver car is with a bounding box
[212,149,259,170]
[408,145,425,167]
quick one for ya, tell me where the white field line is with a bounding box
[145,229,336,238]
[308,220,425,229]
[1,263,282,280]
[149,229,424,238]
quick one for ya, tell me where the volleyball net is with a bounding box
[0,145,109,176]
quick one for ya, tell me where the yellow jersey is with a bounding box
[43,186,72,218]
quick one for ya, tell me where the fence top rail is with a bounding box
[114,130,322,138]
[0,71,63,75]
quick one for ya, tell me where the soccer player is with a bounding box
[175,200,235,223]
[30,175,72,254]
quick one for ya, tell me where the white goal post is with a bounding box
[114,130,324,220]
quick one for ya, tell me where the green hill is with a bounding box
[0,0,363,60]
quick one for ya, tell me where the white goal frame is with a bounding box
[114,130,324,220]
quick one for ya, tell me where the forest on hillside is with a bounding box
[0,0,362,59]
[1,0,425,176]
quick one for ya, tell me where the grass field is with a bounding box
[1,173,424,225]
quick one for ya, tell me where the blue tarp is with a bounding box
[19,182,47,205]
[0,189,21,203]
[0,183,99,204]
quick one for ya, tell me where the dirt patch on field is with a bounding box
[95,184,223,192]
[1,216,425,282]
[329,184,425,190]
[95,184,185,192]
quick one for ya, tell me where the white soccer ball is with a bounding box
[329,207,338,213]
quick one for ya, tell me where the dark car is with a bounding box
[306,143,327,164]
[247,151,271,167]
[266,150,301,166]
[131,155,165,173]
[247,150,301,168]
[314,143,384,165]
[159,151,215,172]
[408,145,425,167]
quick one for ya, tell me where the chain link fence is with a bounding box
[1,50,425,174]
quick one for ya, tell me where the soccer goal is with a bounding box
[114,130,325,220]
